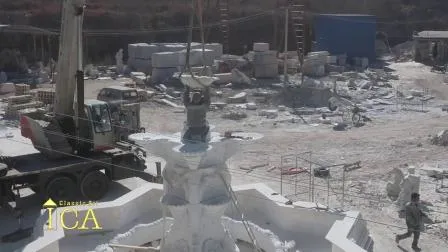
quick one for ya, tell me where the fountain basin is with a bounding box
[21,183,373,252]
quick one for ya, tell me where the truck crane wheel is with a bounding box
[80,171,109,201]
[46,176,77,201]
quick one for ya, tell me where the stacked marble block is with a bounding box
[128,42,223,83]
[128,43,159,74]
[253,43,278,78]
[302,51,329,77]
[153,43,223,84]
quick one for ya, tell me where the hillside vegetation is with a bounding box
[0,0,447,61]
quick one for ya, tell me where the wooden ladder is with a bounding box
[289,1,305,72]
[219,0,230,54]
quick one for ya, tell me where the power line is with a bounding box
[4,124,448,214]
[12,107,448,210]
[38,10,275,36]
[41,109,448,191]
[3,137,447,239]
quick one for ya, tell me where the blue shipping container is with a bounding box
[313,14,376,61]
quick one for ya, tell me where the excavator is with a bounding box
[0,0,158,210]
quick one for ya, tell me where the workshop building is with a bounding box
[413,30,448,65]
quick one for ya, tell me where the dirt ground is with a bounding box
[81,61,448,252]
[1,61,448,251]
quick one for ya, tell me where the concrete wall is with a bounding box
[18,183,163,252]
[229,183,342,249]
[325,211,373,252]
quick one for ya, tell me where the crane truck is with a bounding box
[0,0,159,212]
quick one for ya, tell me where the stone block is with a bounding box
[132,58,152,73]
[151,67,178,84]
[158,43,186,52]
[327,56,337,64]
[128,43,159,60]
[204,43,223,59]
[152,52,181,68]
[245,103,257,110]
[128,43,146,59]
[227,92,248,104]
[254,64,278,78]
[258,109,278,119]
[358,80,372,90]
[254,51,277,65]
[140,44,160,59]
[214,73,232,84]
[231,68,251,85]
[131,72,145,78]
[410,89,424,97]
[222,110,248,120]
[253,43,270,52]
[178,49,215,66]
[0,82,15,94]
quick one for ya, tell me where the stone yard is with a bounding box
[1,54,448,251]
[71,60,448,252]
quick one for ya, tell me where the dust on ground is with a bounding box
[82,61,448,252]
[1,61,448,252]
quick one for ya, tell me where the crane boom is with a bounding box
[54,0,85,117]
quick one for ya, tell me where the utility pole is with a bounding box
[283,7,289,85]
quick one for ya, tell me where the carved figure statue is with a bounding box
[397,168,420,210]
[115,48,124,74]
[182,85,210,143]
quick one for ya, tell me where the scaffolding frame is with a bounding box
[278,152,379,210]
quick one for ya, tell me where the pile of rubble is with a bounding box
[431,130,448,146]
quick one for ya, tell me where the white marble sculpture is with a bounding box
[129,75,261,252]
[386,168,404,200]
[115,48,124,74]
[397,167,420,210]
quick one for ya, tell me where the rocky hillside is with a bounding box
[1,0,447,62]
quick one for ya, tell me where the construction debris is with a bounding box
[231,68,251,86]
[431,130,448,146]
[239,163,269,173]
[222,110,247,120]
[227,92,248,104]
[258,109,278,119]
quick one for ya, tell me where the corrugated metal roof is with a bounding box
[414,31,448,39]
